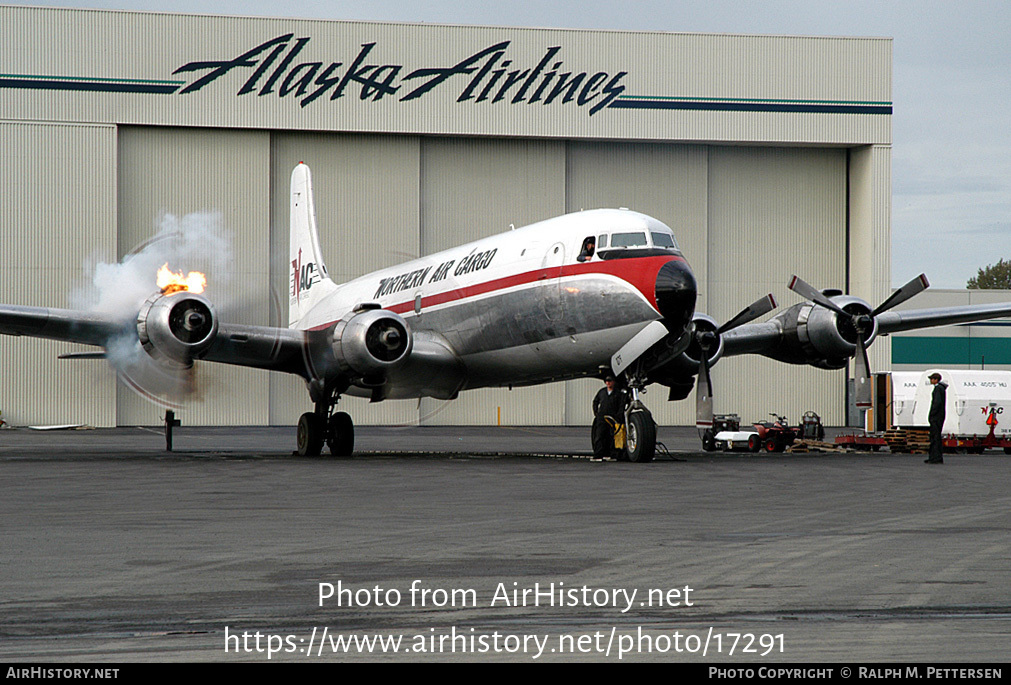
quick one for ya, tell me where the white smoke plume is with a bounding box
[71,212,234,408]
[72,211,233,315]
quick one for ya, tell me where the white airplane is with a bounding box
[5,163,1011,461]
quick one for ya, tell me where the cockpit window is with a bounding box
[597,234,608,248]
[651,232,678,249]
[610,231,648,248]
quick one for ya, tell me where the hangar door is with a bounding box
[707,147,848,425]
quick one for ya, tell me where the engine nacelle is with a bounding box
[331,307,412,379]
[649,314,724,385]
[764,294,878,370]
[136,291,219,365]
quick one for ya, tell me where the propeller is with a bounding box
[67,216,240,411]
[113,339,193,410]
[695,293,778,429]
[788,273,929,408]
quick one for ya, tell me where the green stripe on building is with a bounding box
[892,336,1011,365]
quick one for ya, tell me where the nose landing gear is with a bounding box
[622,372,657,463]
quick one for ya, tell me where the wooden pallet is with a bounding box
[787,439,850,453]
[884,428,908,452]
[884,428,929,453]
[905,428,929,453]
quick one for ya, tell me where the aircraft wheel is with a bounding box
[625,410,656,463]
[702,429,716,452]
[327,411,355,456]
[748,434,761,452]
[297,412,324,456]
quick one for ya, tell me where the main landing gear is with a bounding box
[297,394,354,456]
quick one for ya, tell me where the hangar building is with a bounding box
[0,6,892,428]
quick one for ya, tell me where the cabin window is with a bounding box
[577,236,596,262]
[651,232,678,249]
[610,231,647,248]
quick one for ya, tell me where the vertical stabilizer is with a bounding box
[289,163,338,327]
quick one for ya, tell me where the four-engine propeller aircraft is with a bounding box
[4,162,1011,461]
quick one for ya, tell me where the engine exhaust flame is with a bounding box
[157,263,207,295]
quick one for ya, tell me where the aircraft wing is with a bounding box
[720,321,783,358]
[875,303,1011,335]
[1,298,462,402]
[0,303,128,347]
[202,322,315,376]
[0,301,311,376]
[721,301,1011,359]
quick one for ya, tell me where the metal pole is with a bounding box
[165,410,180,451]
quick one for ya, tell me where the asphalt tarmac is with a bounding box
[1,425,1008,662]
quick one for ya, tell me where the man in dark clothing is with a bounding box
[591,375,625,459]
[926,372,946,464]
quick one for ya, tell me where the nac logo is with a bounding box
[291,248,319,298]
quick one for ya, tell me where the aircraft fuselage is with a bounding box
[296,209,696,398]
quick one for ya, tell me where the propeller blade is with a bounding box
[872,273,930,317]
[717,293,778,334]
[787,275,850,317]
[853,335,872,409]
[695,353,714,429]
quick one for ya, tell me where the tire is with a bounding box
[327,411,355,456]
[297,412,324,456]
[764,438,778,453]
[748,434,761,452]
[702,429,716,452]
[625,410,656,463]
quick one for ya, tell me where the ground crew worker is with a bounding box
[926,372,946,464]
[591,375,625,460]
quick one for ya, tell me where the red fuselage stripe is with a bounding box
[310,255,685,330]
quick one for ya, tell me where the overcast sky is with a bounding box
[8,1,1010,289]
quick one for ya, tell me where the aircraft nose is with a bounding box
[655,259,697,333]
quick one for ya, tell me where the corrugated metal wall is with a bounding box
[117,126,271,425]
[707,146,847,422]
[850,144,892,374]
[418,137,567,426]
[0,121,117,427]
[0,7,891,147]
[0,7,891,428]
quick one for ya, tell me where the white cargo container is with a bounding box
[902,369,1011,437]
[890,372,921,428]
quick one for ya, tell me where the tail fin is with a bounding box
[289,163,338,327]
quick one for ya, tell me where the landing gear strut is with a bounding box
[622,369,657,463]
[296,393,355,456]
